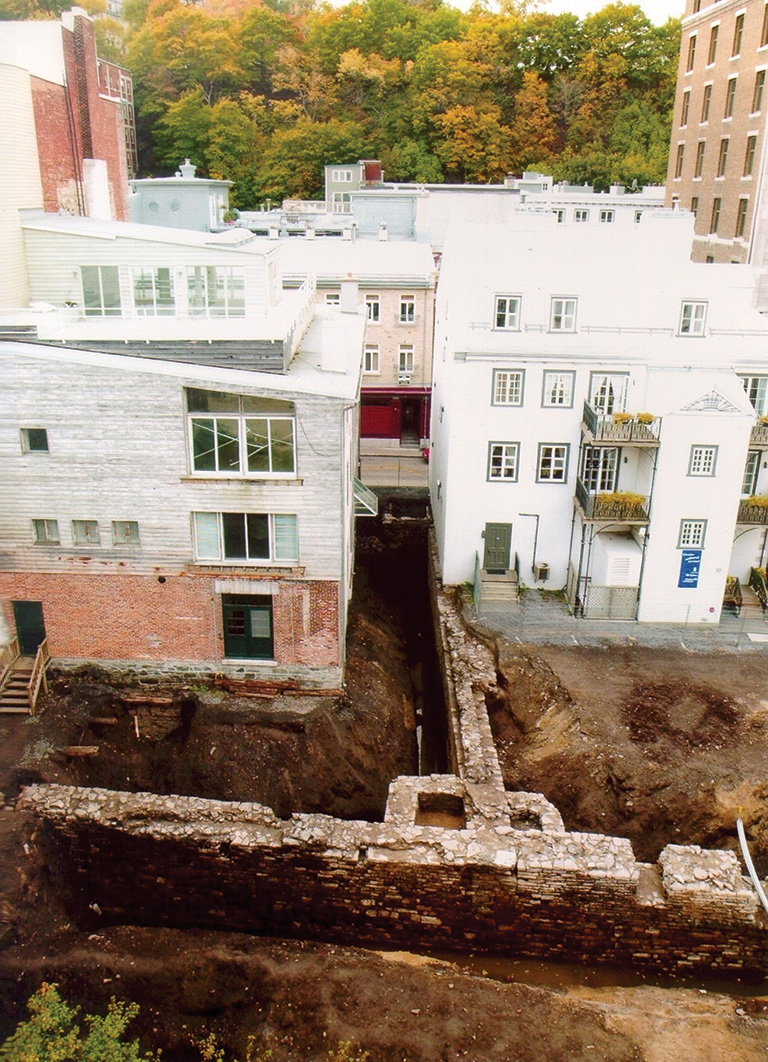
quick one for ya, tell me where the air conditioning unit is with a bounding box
[397,373,412,385]
[534,561,550,581]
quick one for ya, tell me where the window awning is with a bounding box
[354,477,378,517]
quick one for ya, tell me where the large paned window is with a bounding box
[537,444,569,483]
[707,24,719,64]
[399,295,415,324]
[81,265,121,317]
[580,447,618,492]
[364,345,379,373]
[542,371,575,407]
[687,34,697,71]
[732,13,744,56]
[494,295,521,329]
[72,520,100,545]
[365,295,380,323]
[701,86,712,123]
[492,369,524,406]
[488,442,520,481]
[187,266,245,317]
[132,267,174,316]
[187,389,295,476]
[739,374,768,414]
[193,512,298,563]
[112,520,140,545]
[589,373,629,414]
[398,345,415,374]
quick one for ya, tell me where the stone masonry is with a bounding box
[17,532,768,976]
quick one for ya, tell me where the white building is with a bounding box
[430,210,768,624]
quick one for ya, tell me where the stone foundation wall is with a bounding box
[17,532,768,977]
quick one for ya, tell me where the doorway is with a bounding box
[222,595,274,659]
[483,523,512,573]
[400,399,420,446]
[12,601,46,655]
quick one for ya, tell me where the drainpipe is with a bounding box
[520,513,540,576]
[635,442,660,620]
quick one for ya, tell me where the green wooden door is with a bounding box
[222,595,274,659]
[483,523,512,573]
[12,601,46,655]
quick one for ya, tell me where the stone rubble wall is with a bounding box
[16,532,768,977]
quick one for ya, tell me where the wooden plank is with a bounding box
[62,745,100,757]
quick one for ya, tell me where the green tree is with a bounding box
[254,117,369,201]
[0,982,158,1062]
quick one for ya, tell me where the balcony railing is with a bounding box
[582,402,660,444]
[576,478,650,522]
[750,422,768,446]
[738,500,768,524]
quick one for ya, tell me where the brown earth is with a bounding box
[486,642,768,869]
[1,523,768,1058]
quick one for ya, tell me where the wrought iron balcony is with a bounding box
[575,478,650,522]
[737,499,768,524]
[750,422,768,447]
[581,402,660,444]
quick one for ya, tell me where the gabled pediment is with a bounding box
[681,390,743,413]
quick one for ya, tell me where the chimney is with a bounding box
[179,159,196,179]
[340,279,358,313]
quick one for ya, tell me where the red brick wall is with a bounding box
[29,15,128,219]
[0,573,340,667]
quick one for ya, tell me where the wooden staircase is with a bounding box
[0,637,50,715]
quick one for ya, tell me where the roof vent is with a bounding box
[179,159,196,179]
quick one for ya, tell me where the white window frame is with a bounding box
[186,266,245,318]
[678,519,707,548]
[81,265,121,318]
[398,345,415,374]
[739,375,768,414]
[72,520,101,545]
[679,301,707,335]
[324,292,340,307]
[132,267,175,317]
[399,295,416,324]
[537,443,570,483]
[365,294,380,323]
[364,344,380,374]
[494,295,521,330]
[550,297,577,332]
[488,442,520,482]
[589,373,629,415]
[599,209,615,223]
[112,520,140,545]
[743,450,760,495]
[33,519,59,544]
[193,512,298,564]
[492,369,525,406]
[688,445,718,476]
[574,208,590,223]
[187,390,296,478]
[542,371,575,408]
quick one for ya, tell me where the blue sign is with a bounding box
[678,549,702,588]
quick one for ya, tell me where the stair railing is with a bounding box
[0,636,19,698]
[27,638,50,714]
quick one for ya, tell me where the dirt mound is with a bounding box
[489,644,768,866]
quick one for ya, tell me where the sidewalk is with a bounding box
[360,451,429,488]
[468,587,768,653]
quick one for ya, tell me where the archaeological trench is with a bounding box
[17,532,768,980]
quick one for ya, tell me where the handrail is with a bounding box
[27,637,50,714]
[748,567,768,612]
[0,636,19,671]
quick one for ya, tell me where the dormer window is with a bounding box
[679,301,707,335]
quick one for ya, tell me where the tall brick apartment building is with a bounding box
[666,0,768,278]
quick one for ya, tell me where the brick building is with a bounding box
[0,8,133,222]
[666,0,768,272]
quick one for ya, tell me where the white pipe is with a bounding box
[736,817,768,915]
